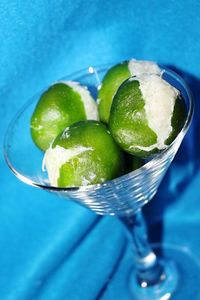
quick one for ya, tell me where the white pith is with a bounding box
[133,74,179,151]
[62,81,99,120]
[43,145,94,186]
[128,60,161,76]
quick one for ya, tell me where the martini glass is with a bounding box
[4,65,198,299]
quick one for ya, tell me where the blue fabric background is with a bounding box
[0,0,200,299]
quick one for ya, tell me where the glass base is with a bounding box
[129,244,200,300]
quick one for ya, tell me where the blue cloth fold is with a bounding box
[1,0,200,299]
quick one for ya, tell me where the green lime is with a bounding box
[31,82,98,151]
[44,120,124,187]
[98,60,161,123]
[109,74,186,158]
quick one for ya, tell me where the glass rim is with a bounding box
[4,64,194,193]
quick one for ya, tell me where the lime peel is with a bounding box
[137,74,179,150]
[62,81,99,120]
[44,145,94,186]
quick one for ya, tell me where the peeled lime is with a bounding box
[109,74,186,158]
[98,60,161,123]
[31,82,98,151]
[44,120,124,187]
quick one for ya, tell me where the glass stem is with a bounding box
[120,211,165,287]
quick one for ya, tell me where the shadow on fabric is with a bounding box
[143,66,200,246]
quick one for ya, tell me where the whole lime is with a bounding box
[109,74,186,158]
[44,120,124,187]
[31,82,98,151]
[98,60,160,123]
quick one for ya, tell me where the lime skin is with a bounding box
[98,62,130,124]
[109,79,157,158]
[46,120,124,187]
[31,83,92,151]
